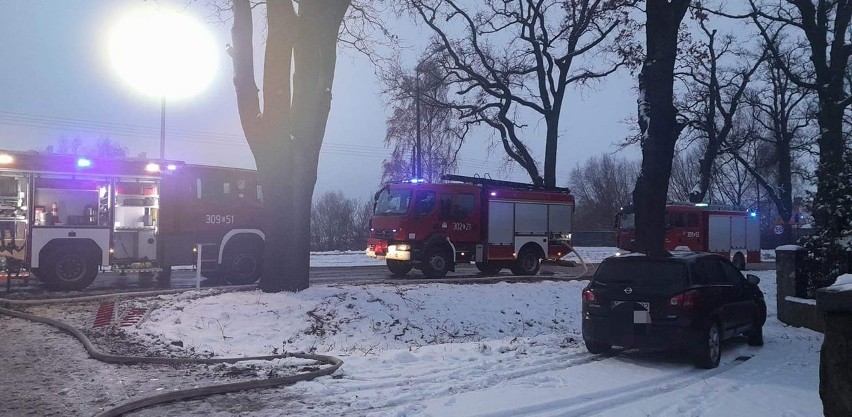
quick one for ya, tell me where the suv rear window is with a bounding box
[594,259,687,289]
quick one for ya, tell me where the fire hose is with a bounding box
[0,294,343,417]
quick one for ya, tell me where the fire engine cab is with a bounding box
[615,203,761,270]
[366,175,575,278]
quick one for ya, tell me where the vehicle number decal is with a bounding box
[205,214,235,224]
[452,222,472,231]
[686,231,700,238]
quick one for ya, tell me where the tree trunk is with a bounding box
[632,0,690,256]
[230,0,349,292]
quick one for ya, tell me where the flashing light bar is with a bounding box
[490,192,497,196]
[76,158,92,168]
[167,164,177,171]
[0,154,13,164]
[694,203,708,207]
[408,178,426,183]
[750,211,758,217]
[145,163,161,172]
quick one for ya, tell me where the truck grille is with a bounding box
[373,229,395,239]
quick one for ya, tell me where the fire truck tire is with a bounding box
[475,262,502,275]
[732,252,746,271]
[41,247,98,291]
[386,260,412,276]
[222,245,263,285]
[422,247,451,278]
[510,247,542,276]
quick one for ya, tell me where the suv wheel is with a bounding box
[694,320,722,369]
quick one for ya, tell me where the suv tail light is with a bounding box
[670,290,697,308]
[582,288,596,303]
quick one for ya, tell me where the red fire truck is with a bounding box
[0,150,265,290]
[615,203,761,270]
[366,175,575,278]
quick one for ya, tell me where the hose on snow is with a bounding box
[0,301,343,417]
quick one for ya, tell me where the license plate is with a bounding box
[634,302,651,324]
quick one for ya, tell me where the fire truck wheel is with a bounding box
[386,260,412,276]
[41,247,98,291]
[733,252,746,271]
[222,246,263,285]
[422,247,451,278]
[510,247,541,276]
[475,262,502,275]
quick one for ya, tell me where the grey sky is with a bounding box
[0,0,639,201]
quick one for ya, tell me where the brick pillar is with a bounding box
[817,281,852,417]
[775,245,807,324]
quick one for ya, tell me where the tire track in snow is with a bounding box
[470,355,752,417]
[328,349,604,393]
[311,349,616,414]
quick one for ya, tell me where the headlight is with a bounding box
[396,244,411,251]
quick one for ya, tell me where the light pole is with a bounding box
[160,97,166,160]
[412,46,445,180]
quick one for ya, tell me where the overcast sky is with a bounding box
[0,0,639,200]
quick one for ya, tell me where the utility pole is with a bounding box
[160,97,166,160]
[415,73,422,179]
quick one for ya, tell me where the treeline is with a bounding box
[310,191,373,252]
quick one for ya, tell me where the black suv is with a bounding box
[581,252,766,368]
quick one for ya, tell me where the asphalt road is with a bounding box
[1,260,773,299]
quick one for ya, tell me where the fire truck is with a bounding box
[615,203,760,270]
[366,175,575,278]
[0,150,265,290]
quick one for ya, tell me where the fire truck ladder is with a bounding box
[442,174,571,193]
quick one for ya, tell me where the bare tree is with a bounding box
[632,0,691,255]
[568,154,639,230]
[311,191,358,251]
[728,50,816,244]
[47,135,128,159]
[721,0,852,269]
[380,56,465,183]
[407,0,639,188]
[228,0,350,292]
[668,147,702,202]
[674,17,766,203]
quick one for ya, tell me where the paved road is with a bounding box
[1,260,772,299]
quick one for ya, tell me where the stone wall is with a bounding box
[775,246,824,332]
[817,278,852,417]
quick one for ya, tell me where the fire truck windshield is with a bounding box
[618,212,636,230]
[374,188,412,216]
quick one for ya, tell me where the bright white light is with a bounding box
[77,158,92,168]
[166,164,177,171]
[0,154,13,164]
[145,163,161,172]
[108,9,218,99]
[695,203,709,207]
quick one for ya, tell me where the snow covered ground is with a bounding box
[121,266,820,416]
